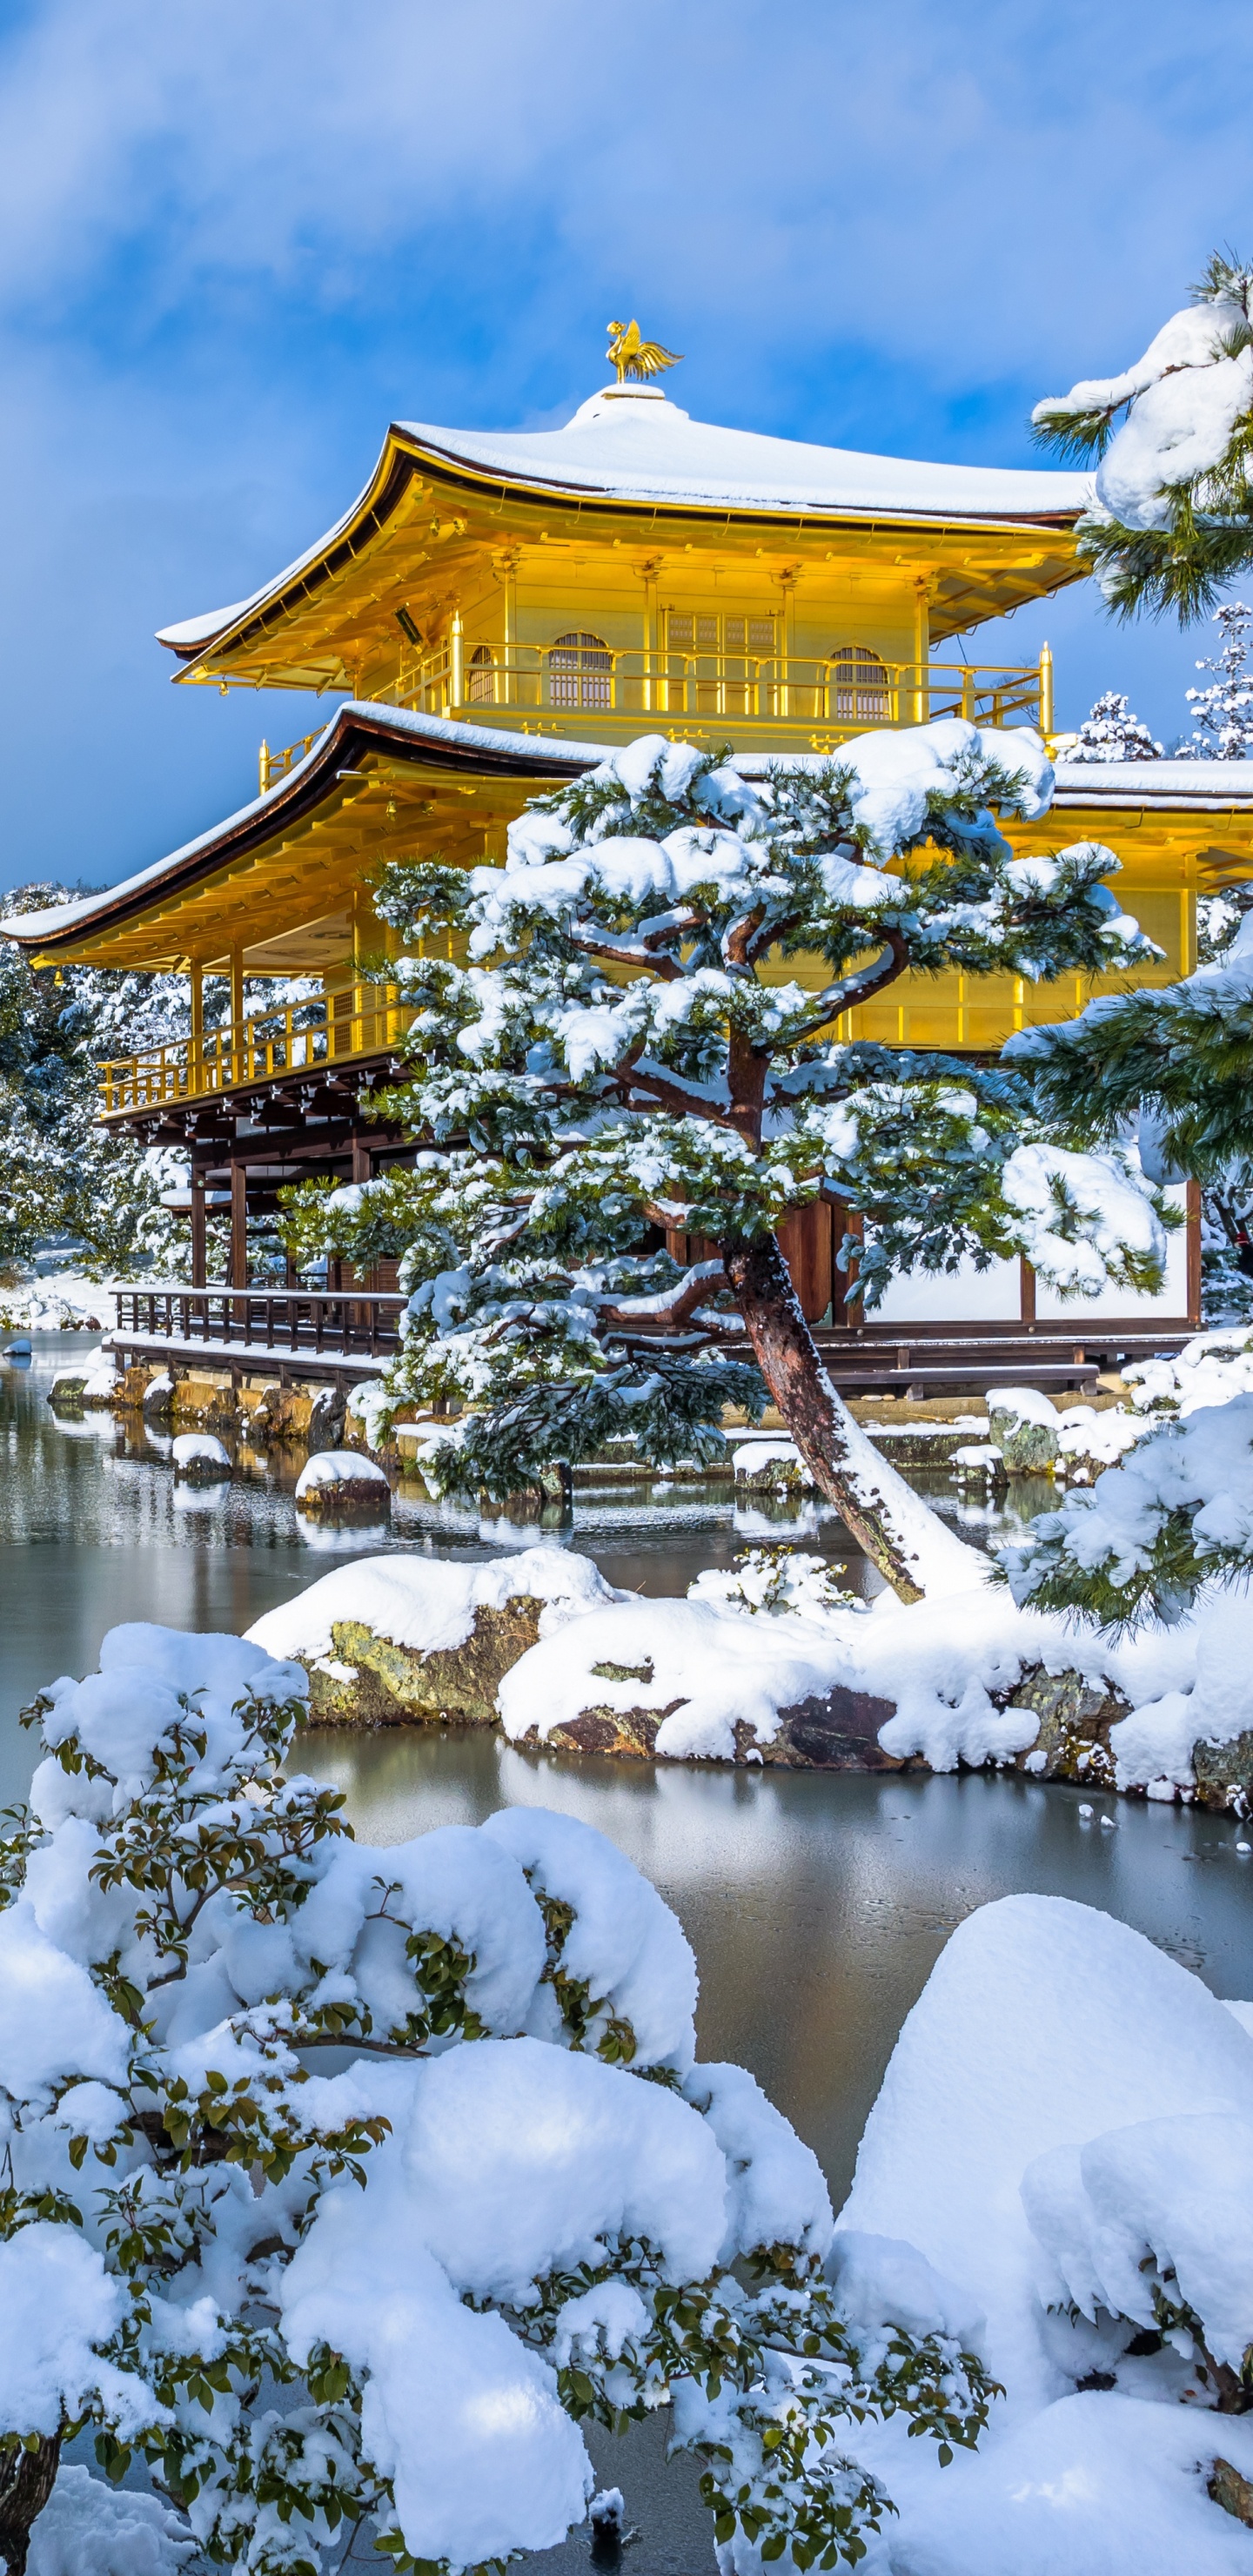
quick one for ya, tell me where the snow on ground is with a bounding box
[1127,1325,1253,1415]
[245,1546,626,1666]
[832,1894,1253,2574]
[0,1271,117,1332]
[245,1522,1253,1793]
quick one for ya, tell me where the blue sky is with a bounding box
[2,0,1252,895]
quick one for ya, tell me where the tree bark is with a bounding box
[0,2433,60,2576]
[722,1232,978,1604]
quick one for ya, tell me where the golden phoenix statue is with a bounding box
[606,319,683,384]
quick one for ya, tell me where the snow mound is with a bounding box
[888,2390,1253,2576]
[839,1893,1253,2413]
[280,2036,801,2566]
[245,1546,626,1665]
[1022,2110,1253,2371]
[29,2467,194,2575]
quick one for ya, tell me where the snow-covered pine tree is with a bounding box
[1033,252,1253,623]
[0,1620,997,2574]
[0,889,187,1275]
[0,890,323,1282]
[1066,692,1163,762]
[1181,600,1253,756]
[280,724,1169,1604]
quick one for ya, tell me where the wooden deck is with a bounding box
[109,1287,1192,1398]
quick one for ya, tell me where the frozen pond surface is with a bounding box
[5,1334,1252,2571]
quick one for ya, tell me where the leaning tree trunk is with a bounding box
[0,2433,60,2576]
[722,1234,982,1605]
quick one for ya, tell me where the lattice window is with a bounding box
[830,645,891,722]
[548,631,613,711]
[667,612,775,654]
[467,645,495,705]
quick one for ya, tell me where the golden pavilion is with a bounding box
[12,331,1253,1388]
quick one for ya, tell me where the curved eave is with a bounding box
[5,704,595,965]
[161,421,1089,682]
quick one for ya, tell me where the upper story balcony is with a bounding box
[258,639,1053,788]
[98,983,415,1122]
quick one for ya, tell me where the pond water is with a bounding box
[6,1333,1253,2571]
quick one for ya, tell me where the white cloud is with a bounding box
[0,0,1250,889]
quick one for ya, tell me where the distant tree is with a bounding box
[1066,692,1163,762]
[1033,252,1253,623]
[0,888,185,1275]
[1178,600,1253,757]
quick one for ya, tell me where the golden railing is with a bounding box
[99,983,414,1117]
[377,639,1049,741]
[258,732,320,795]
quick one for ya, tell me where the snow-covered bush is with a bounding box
[0,1622,997,2573]
[1034,251,1253,621]
[1000,1392,1253,1626]
[279,724,1166,1602]
[688,1545,861,1624]
[1023,2111,1253,2410]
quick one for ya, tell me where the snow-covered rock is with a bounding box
[245,1546,626,1727]
[294,1447,392,1516]
[986,1385,1061,1475]
[171,1432,231,1481]
[47,1347,117,1409]
[840,1895,1253,2412]
[497,1595,896,1765]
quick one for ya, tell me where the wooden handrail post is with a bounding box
[190,1164,207,1290]
[230,1164,247,1289]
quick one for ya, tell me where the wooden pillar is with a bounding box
[190,1164,207,1290]
[351,1137,372,1184]
[189,962,204,1094]
[231,1163,248,1289]
[230,945,244,1083]
[1187,1178,1203,1326]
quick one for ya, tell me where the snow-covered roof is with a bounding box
[156,387,1092,658]
[1052,758,1253,812]
[3,704,600,950]
[13,708,1253,962]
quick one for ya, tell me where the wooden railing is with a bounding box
[113,1287,405,1361]
[372,639,1049,743]
[99,983,415,1116]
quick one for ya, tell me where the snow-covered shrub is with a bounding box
[1000,1392,1253,1626]
[1023,2111,1253,2408]
[279,726,1166,1603]
[688,1546,861,1624]
[0,1623,996,2573]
